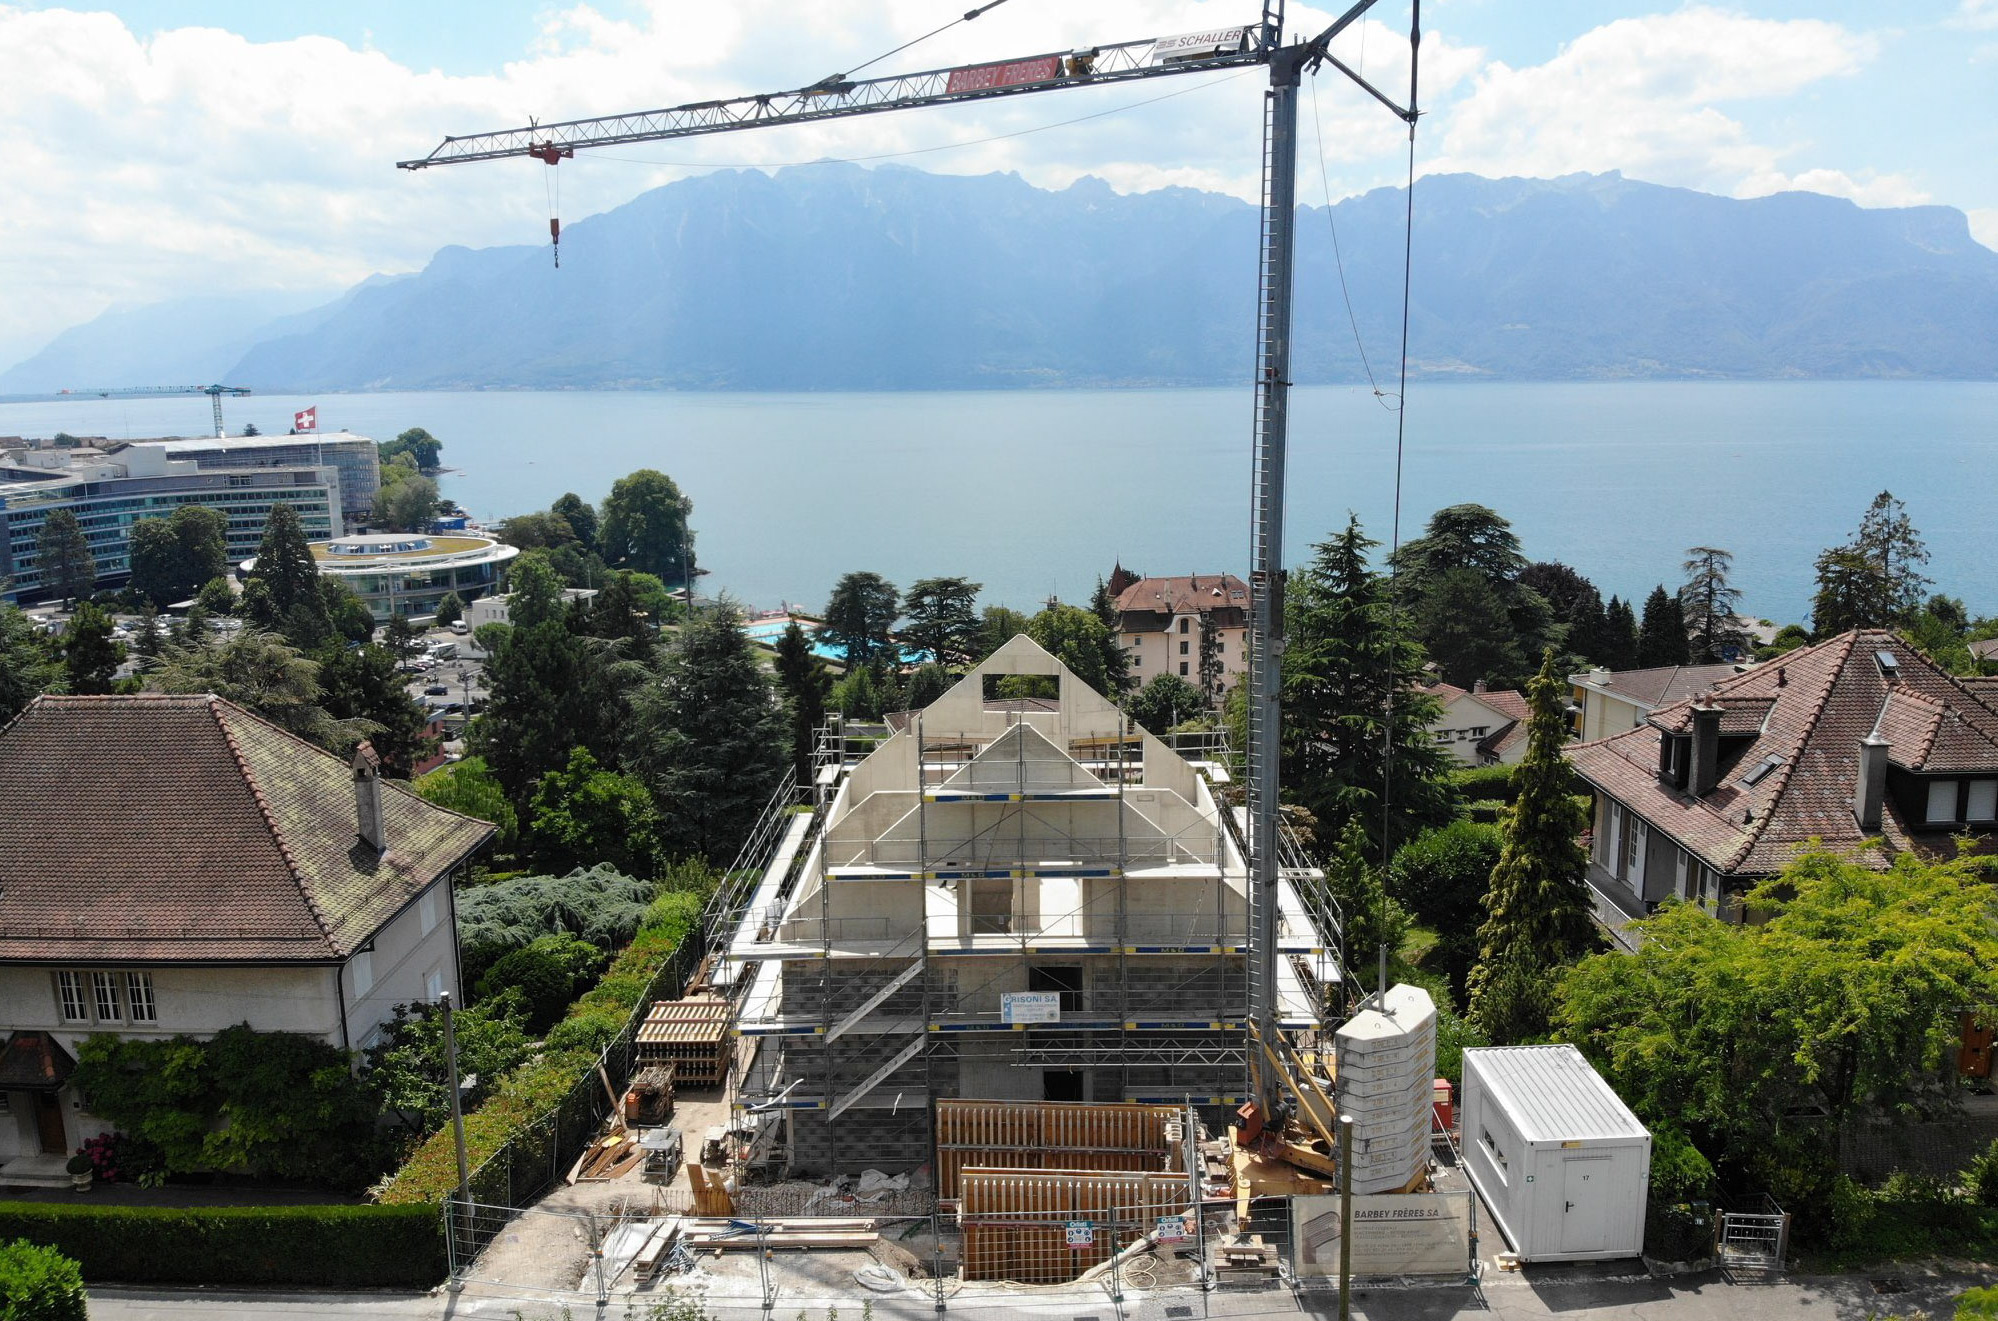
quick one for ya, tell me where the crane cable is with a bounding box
[837,0,1012,85]
[1379,9,1420,963]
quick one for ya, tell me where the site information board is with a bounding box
[1291,1192,1472,1278]
[1001,991,1061,1024]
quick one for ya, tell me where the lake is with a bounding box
[4,381,1994,625]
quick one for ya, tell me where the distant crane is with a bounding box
[399,0,1420,1126]
[52,383,253,438]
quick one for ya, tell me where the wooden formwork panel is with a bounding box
[959,1168,1190,1283]
[935,1099,1185,1199]
[635,996,734,1088]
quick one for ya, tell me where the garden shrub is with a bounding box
[456,864,655,988]
[379,885,707,1204]
[0,1204,442,1289]
[1960,1286,1998,1320]
[0,1238,86,1320]
[475,932,607,1032]
[1447,763,1518,804]
[70,1025,381,1188]
[1965,1137,1998,1207]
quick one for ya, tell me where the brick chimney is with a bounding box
[1689,700,1723,797]
[352,741,385,852]
[1854,732,1890,832]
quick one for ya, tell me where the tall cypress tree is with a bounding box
[1602,595,1639,671]
[1283,515,1457,854]
[773,621,832,786]
[1636,585,1689,668]
[1466,648,1595,1041]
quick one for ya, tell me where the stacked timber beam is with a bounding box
[935,1098,1187,1199]
[959,1168,1191,1283]
[635,995,733,1088]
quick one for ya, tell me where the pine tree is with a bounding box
[34,509,95,605]
[1636,585,1689,668]
[62,602,124,695]
[1326,817,1409,980]
[243,503,332,649]
[1466,649,1595,1041]
[822,572,901,671]
[773,621,832,784]
[902,576,983,670]
[1284,515,1457,853]
[1679,547,1751,663]
[1811,491,1933,635]
[633,600,786,863]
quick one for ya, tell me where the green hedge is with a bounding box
[0,1204,443,1289]
[379,885,706,1204]
[0,1238,86,1320]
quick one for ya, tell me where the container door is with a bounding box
[1558,1153,1615,1254]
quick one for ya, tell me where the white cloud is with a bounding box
[1425,7,1880,199]
[1970,209,1998,252]
[1953,0,1998,31]
[0,2,1481,360]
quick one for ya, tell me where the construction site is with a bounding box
[447,636,1491,1307]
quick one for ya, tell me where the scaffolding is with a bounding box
[720,635,1342,1178]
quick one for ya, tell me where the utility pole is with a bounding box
[441,990,472,1290]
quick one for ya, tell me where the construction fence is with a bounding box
[453,775,802,1216]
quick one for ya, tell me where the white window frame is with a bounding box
[92,971,123,1023]
[125,972,157,1023]
[57,971,88,1022]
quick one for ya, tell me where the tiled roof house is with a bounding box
[1423,680,1531,766]
[1114,573,1250,692]
[1566,630,1998,946]
[1568,661,1745,742]
[0,694,492,1182]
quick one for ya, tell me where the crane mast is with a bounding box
[400,0,1417,1122]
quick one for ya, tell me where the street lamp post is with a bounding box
[441,990,472,1289]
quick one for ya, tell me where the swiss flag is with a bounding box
[293,406,317,432]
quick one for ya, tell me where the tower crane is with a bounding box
[48,383,253,439]
[399,0,1420,1126]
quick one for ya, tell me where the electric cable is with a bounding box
[1308,75,1395,410]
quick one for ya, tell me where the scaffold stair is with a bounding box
[824,959,924,1043]
[828,1036,926,1120]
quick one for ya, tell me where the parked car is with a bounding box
[424,685,449,696]
[449,620,471,635]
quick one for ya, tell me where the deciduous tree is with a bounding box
[1027,602,1115,694]
[1125,672,1202,735]
[526,746,661,877]
[599,469,694,585]
[380,427,443,470]
[0,605,59,717]
[150,631,358,747]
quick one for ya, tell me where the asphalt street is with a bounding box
[87,1268,1985,1321]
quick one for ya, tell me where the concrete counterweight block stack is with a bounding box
[1333,983,1438,1193]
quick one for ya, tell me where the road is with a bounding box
[88,1268,1981,1320]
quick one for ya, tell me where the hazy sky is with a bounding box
[2,1,1993,367]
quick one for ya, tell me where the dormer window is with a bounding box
[1969,781,1998,822]
[1928,779,1960,824]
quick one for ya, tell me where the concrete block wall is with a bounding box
[778,959,930,1019]
[1090,960,1244,1017]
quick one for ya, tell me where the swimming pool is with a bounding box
[741,617,929,665]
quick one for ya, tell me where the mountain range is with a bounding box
[7,165,1997,393]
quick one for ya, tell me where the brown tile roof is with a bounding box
[1573,662,1744,709]
[1114,574,1250,626]
[0,1031,75,1091]
[1475,689,1530,724]
[0,695,492,964]
[1566,630,1998,877]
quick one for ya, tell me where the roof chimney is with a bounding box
[1854,732,1890,832]
[1472,678,1488,694]
[352,741,385,852]
[1689,700,1723,797]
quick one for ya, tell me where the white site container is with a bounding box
[1335,983,1437,1194]
[1460,1045,1651,1263]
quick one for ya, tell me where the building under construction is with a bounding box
[722,635,1341,1176]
